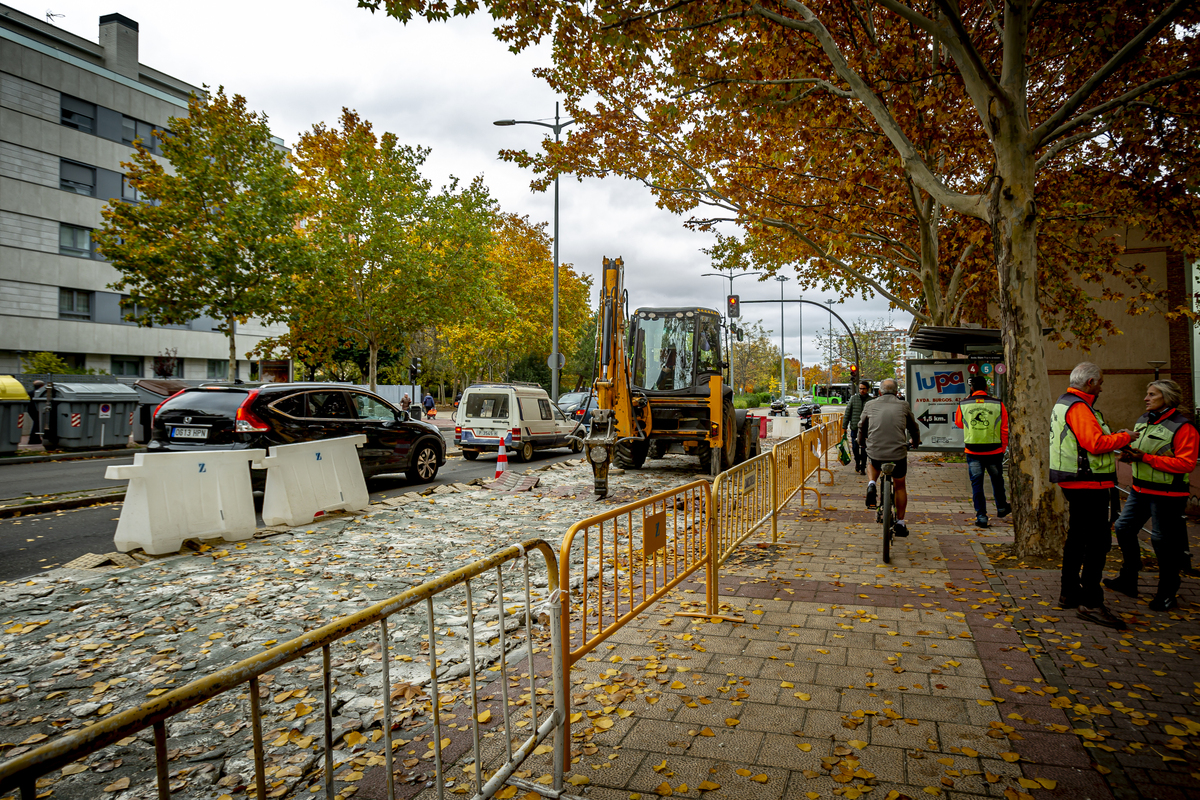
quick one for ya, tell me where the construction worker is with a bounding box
[954,375,1011,528]
[1049,362,1134,630]
[1106,380,1198,612]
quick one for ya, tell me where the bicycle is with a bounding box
[877,461,897,563]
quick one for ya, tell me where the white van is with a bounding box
[454,383,583,462]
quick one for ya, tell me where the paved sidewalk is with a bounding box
[462,457,1200,800]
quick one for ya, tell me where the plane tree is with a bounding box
[361,0,1199,555]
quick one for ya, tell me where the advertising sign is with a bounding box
[905,360,970,451]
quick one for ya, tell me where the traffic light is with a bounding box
[727,294,740,318]
[850,364,859,384]
[409,356,423,382]
[734,325,744,342]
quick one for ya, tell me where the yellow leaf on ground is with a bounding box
[477,710,492,724]
[594,717,614,730]
[567,775,589,786]
[797,743,812,751]
[344,731,365,746]
[104,777,130,792]
[1000,752,1020,762]
[653,760,668,773]
[735,769,752,777]
[794,692,812,701]
[533,744,553,755]
[751,774,769,783]
[1037,778,1057,790]
[922,788,941,796]
[1019,778,1041,789]
[656,781,673,796]
[781,681,794,688]
[670,681,686,690]
[61,764,87,776]
[700,727,715,737]
[725,718,740,726]
[20,734,48,745]
[848,740,867,750]
[698,780,720,790]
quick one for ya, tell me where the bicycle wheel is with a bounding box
[881,477,894,564]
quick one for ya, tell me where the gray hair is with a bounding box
[1148,379,1182,409]
[880,378,898,395]
[1068,362,1103,389]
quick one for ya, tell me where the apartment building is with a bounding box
[0,5,290,380]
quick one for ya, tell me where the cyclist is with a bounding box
[858,378,922,537]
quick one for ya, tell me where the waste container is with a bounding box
[132,379,191,444]
[46,383,140,450]
[0,376,29,455]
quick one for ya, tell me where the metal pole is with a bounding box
[798,296,804,397]
[727,274,734,392]
[826,300,834,393]
[776,276,789,398]
[552,103,561,400]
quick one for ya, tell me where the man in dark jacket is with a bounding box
[842,381,872,473]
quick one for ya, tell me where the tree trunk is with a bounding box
[227,315,238,382]
[368,341,378,393]
[991,127,1065,558]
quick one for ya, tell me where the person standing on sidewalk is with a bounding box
[842,381,873,473]
[1105,379,1198,612]
[1049,362,1134,630]
[400,393,412,412]
[955,375,1011,528]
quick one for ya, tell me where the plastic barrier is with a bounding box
[106,450,266,555]
[0,376,28,455]
[256,435,369,527]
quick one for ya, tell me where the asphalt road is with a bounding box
[0,446,583,583]
[0,454,135,500]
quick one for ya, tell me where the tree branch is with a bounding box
[753,1,989,220]
[1031,0,1194,147]
[1034,120,1112,171]
[1035,66,1200,148]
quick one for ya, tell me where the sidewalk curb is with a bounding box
[0,448,145,466]
[0,491,126,518]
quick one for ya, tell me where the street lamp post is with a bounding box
[494,103,574,399]
[702,269,762,392]
[777,276,790,398]
[826,299,835,393]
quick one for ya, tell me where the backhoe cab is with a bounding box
[585,257,758,497]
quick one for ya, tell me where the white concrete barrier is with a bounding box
[769,416,807,438]
[106,450,266,555]
[256,435,369,527]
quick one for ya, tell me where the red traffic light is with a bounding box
[727,294,740,318]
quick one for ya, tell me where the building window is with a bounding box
[60,160,96,196]
[121,116,157,151]
[119,296,147,324]
[59,288,92,320]
[59,224,94,258]
[121,176,141,202]
[207,359,229,380]
[60,95,96,134]
[110,356,143,377]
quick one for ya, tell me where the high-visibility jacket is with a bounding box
[955,391,1008,455]
[1130,408,1199,497]
[1049,389,1130,489]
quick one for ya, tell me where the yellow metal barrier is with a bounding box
[0,539,565,800]
[558,480,711,743]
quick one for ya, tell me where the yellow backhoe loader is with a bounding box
[584,257,759,497]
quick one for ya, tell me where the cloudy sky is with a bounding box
[31,0,909,378]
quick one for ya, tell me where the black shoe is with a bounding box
[997,506,1012,518]
[865,483,877,508]
[1103,576,1139,599]
[975,515,989,528]
[893,521,909,538]
[1076,604,1127,630]
[1149,595,1179,612]
[1057,594,1077,609]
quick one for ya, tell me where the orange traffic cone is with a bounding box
[495,436,508,479]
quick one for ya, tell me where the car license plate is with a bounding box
[171,427,207,440]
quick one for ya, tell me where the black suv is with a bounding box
[148,383,445,483]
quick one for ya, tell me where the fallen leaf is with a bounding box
[698,780,720,790]
[1000,752,1020,763]
[104,777,130,792]
[794,692,812,701]
[797,743,812,751]
[567,775,589,786]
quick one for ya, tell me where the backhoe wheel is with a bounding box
[614,439,649,469]
[733,409,754,465]
[648,440,670,459]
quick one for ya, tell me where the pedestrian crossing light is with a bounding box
[850,364,859,383]
[727,294,740,318]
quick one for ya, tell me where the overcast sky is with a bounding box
[32,0,910,377]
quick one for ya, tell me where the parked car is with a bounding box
[566,396,598,432]
[148,383,445,484]
[455,383,583,461]
[557,390,590,409]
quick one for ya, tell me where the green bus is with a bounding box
[812,383,853,404]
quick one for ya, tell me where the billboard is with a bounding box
[905,360,970,451]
